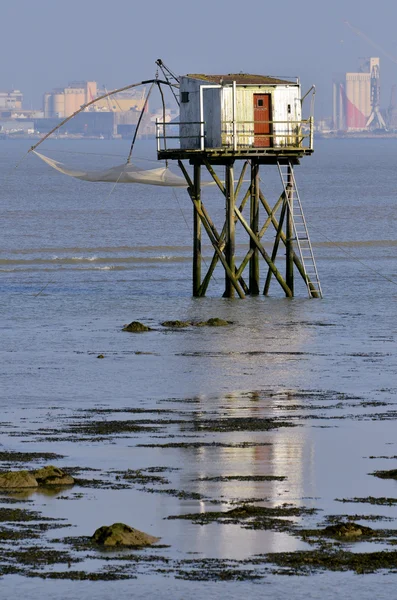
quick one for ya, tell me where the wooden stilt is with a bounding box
[249,161,260,294]
[192,163,201,296]
[224,162,235,298]
[174,156,318,300]
[178,160,245,299]
[236,192,283,280]
[285,164,294,296]
[234,206,292,297]
[263,197,286,296]
[258,190,314,289]
[198,166,250,297]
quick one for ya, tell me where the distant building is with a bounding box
[93,88,147,113]
[333,58,383,131]
[0,90,23,112]
[43,81,97,118]
[43,81,147,118]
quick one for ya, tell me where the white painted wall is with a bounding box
[179,77,302,150]
[179,76,203,149]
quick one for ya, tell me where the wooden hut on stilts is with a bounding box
[156,72,322,299]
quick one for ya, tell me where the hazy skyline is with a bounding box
[3,0,397,117]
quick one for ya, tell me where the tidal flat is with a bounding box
[1,387,397,585]
[2,138,397,599]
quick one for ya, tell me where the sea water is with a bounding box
[1,138,397,598]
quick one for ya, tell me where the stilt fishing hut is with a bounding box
[157,72,322,298]
[28,62,321,299]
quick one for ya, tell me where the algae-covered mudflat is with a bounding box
[2,139,397,599]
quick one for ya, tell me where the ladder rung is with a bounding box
[279,162,322,297]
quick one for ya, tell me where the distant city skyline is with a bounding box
[2,0,397,118]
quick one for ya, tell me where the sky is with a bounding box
[2,0,397,117]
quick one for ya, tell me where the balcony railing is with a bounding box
[156,118,314,153]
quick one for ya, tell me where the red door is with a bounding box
[253,93,272,147]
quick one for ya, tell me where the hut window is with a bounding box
[287,104,291,113]
[181,92,189,103]
[257,99,263,107]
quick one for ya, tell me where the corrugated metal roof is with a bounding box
[186,73,295,85]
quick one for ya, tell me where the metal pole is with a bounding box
[233,80,237,151]
[199,86,205,151]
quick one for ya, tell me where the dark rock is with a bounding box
[322,522,375,538]
[33,466,74,487]
[92,522,160,547]
[161,320,190,328]
[194,318,231,327]
[0,471,38,489]
[371,469,397,480]
[122,321,151,333]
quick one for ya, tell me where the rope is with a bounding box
[315,232,397,288]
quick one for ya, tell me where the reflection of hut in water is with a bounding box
[175,389,316,555]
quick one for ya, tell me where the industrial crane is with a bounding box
[344,21,391,129]
[344,21,397,67]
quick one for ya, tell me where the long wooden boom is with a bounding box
[29,79,173,153]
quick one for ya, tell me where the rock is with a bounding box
[122,321,151,333]
[0,470,38,489]
[97,354,105,359]
[194,318,231,327]
[206,318,231,327]
[33,465,74,487]
[322,522,375,538]
[92,522,160,547]
[161,320,190,328]
[372,469,397,480]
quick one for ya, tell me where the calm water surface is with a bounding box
[1,138,397,598]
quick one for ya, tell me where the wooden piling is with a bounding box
[263,197,286,296]
[192,163,201,296]
[249,161,260,294]
[224,162,235,298]
[172,156,317,300]
[285,164,294,296]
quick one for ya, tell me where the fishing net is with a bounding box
[33,151,189,187]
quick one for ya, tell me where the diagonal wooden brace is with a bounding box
[198,163,250,296]
[235,192,284,279]
[234,206,292,297]
[178,161,245,298]
[259,189,318,295]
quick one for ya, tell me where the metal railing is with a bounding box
[156,118,314,152]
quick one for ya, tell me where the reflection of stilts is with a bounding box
[177,158,322,298]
